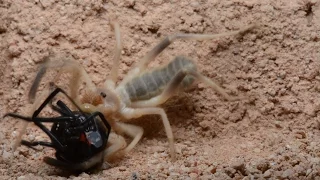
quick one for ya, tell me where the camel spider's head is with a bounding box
[81,82,120,117]
[98,87,120,114]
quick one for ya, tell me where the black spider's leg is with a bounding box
[91,112,111,134]
[56,100,74,115]
[82,112,112,144]
[27,88,71,151]
[50,84,107,131]
[4,87,84,152]
[32,121,65,150]
[46,100,74,142]
[46,84,88,124]
[32,87,78,118]
[65,115,99,134]
[54,111,111,133]
[44,83,72,117]
[43,156,90,172]
[34,116,73,122]
[3,114,70,150]
[50,104,69,116]
[3,113,33,122]
[29,87,82,150]
[47,84,83,112]
[4,113,73,122]
[73,111,111,132]
[48,100,74,118]
[21,140,54,148]
[43,156,73,170]
[32,88,61,118]
[2,88,65,120]
[31,87,78,118]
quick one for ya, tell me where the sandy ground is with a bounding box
[1,0,320,179]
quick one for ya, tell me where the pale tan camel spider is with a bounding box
[22,21,256,161]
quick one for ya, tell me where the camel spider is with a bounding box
[22,21,256,161]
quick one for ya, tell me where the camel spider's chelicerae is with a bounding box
[22,22,256,161]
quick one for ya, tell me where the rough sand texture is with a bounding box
[1,0,320,179]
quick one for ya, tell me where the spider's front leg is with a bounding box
[79,102,144,159]
[120,107,175,161]
[103,123,146,162]
[112,122,144,154]
[28,55,96,104]
[108,20,122,83]
[104,132,127,160]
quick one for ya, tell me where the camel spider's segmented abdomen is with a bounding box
[124,56,196,101]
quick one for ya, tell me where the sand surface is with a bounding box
[1,0,320,179]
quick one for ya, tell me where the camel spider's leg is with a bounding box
[114,122,144,154]
[52,60,96,102]
[121,107,175,161]
[80,104,143,156]
[192,71,244,101]
[131,68,241,108]
[28,57,96,103]
[119,24,256,87]
[107,21,122,84]
[104,133,127,160]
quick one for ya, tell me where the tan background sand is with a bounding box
[1,0,320,179]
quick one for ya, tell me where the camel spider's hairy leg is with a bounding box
[24,21,257,161]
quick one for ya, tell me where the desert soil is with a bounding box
[1,0,320,179]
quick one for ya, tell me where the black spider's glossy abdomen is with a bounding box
[51,112,108,164]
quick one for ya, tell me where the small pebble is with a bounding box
[295,131,306,139]
[28,134,35,141]
[263,169,272,178]
[152,146,166,152]
[118,166,127,171]
[230,158,245,171]
[253,148,261,153]
[131,172,139,180]
[199,120,210,130]
[189,173,198,178]
[281,169,294,178]
[80,172,90,178]
[274,121,282,128]
[256,160,270,172]
[210,166,217,174]
[2,150,11,159]
[181,166,190,173]
[17,176,26,180]
[306,168,312,176]
[149,159,158,165]
[11,131,17,138]
[169,172,180,177]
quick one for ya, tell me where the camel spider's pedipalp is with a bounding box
[22,22,257,161]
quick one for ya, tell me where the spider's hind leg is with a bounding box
[44,151,105,171]
[119,24,257,86]
[131,66,240,109]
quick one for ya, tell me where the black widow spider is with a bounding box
[4,87,111,171]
